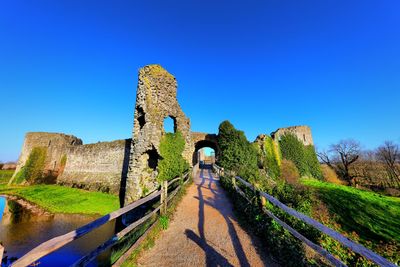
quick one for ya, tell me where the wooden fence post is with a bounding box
[161,180,168,215]
[259,191,268,209]
[0,244,4,262]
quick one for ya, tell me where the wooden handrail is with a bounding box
[71,205,162,267]
[232,175,396,267]
[11,170,190,267]
[234,183,346,267]
[11,190,162,267]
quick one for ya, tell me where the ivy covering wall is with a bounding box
[157,132,189,182]
[14,147,47,184]
[279,133,323,180]
[263,136,281,179]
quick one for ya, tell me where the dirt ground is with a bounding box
[137,168,278,267]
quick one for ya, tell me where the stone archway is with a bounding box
[191,132,219,166]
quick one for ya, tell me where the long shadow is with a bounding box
[207,169,250,267]
[186,167,250,267]
[119,138,132,208]
[185,229,234,267]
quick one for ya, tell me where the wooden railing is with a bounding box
[214,164,396,267]
[10,171,191,267]
[0,244,4,262]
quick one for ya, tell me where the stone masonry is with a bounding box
[271,125,314,146]
[10,132,82,184]
[12,64,316,205]
[57,139,131,194]
[124,65,193,204]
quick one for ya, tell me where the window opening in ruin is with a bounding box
[163,116,176,133]
[71,140,75,145]
[137,107,146,130]
[147,149,159,170]
[48,140,52,147]
[303,134,306,142]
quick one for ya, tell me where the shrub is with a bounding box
[217,120,260,183]
[14,147,47,184]
[280,159,300,185]
[157,132,189,182]
[321,164,343,185]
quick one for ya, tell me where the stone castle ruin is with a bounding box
[11,64,314,204]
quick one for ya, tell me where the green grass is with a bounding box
[0,169,14,184]
[302,179,400,243]
[0,184,119,215]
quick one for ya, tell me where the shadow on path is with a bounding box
[185,168,251,267]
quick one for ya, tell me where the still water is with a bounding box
[0,196,115,267]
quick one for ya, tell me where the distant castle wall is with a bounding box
[271,125,314,146]
[11,132,130,194]
[10,132,82,184]
[58,139,131,194]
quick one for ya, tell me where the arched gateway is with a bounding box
[191,132,219,166]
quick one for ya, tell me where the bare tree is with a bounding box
[318,139,361,185]
[376,141,400,186]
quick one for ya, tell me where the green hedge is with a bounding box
[14,147,47,184]
[217,120,260,183]
[157,131,189,182]
[279,133,323,180]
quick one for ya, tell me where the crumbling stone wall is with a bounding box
[10,132,82,184]
[271,125,314,146]
[58,139,131,194]
[11,132,129,194]
[124,65,193,204]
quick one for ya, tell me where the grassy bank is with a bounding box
[0,184,119,215]
[0,170,14,184]
[302,179,400,243]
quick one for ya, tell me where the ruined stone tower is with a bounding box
[271,125,314,146]
[124,65,192,204]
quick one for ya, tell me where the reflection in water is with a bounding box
[0,196,115,267]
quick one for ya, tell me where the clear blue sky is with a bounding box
[1,0,399,162]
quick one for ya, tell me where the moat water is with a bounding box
[0,196,115,267]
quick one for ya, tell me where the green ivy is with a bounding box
[217,120,260,183]
[264,136,281,179]
[304,145,323,179]
[14,147,47,184]
[157,131,189,182]
[60,154,67,167]
[279,133,323,180]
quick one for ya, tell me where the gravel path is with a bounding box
[137,168,278,267]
